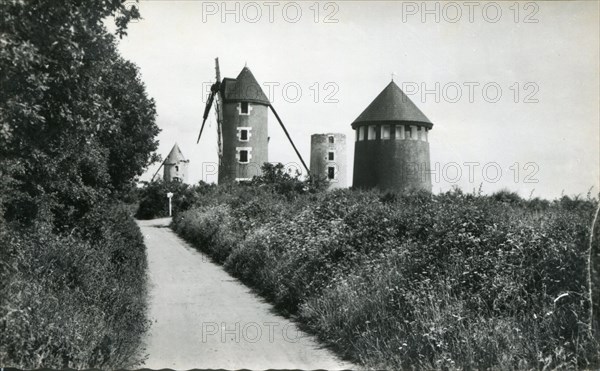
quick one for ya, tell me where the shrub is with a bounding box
[0,203,149,369]
[174,205,242,263]
[172,184,600,369]
[136,180,213,220]
[0,2,158,367]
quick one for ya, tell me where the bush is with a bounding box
[171,182,600,369]
[0,2,158,367]
[174,205,241,263]
[0,203,149,369]
[135,180,212,220]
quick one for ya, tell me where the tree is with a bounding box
[96,55,161,194]
[0,0,160,226]
[251,163,306,197]
[250,163,329,198]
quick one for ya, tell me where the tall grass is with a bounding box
[172,183,599,369]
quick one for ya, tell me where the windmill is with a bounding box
[150,143,189,183]
[196,58,309,183]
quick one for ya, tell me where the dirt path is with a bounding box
[138,218,354,370]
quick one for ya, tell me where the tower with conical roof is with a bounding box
[163,143,189,183]
[218,66,270,183]
[352,81,433,191]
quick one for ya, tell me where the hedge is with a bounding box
[0,204,149,369]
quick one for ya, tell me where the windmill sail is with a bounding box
[269,104,310,175]
[197,58,222,145]
[214,58,224,165]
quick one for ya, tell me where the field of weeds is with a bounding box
[169,166,600,369]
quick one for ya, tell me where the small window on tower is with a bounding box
[381,125,391,140]
[358,127,365,141]
[395,125,403,140]
[175,165,179,172]
[328,166,335,180]
[240,129,248,141]
[328,151,335,161]
[328,136,335,144]
[368,125,376,140]
[405,126,412,139]
[239,150,249,163]
[240,102,249,114]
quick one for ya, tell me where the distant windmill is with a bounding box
[197,58,309,183]
[150,143,189,183]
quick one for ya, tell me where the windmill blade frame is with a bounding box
[214,58,224,165]
[197,58,223,144]
[197,88,217,143]
[150,158,166,182]
[268,104,310,176]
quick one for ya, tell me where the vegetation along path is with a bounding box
[138,218,354,370]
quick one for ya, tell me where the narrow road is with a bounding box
[138,218,354,370]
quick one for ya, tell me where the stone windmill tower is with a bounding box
[217,66,270,182]
[310,133,347,189]
[352,81,433,191]
[197,58,309,183]
[163,143,189,183]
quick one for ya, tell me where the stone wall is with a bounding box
[310,133,348,189]
[352,123,432,191]
[219,101,269,183]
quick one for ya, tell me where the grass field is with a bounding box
[167,175,599,369]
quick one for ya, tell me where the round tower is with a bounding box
[163,143,189,183]
[218,66,270,183]
[352,81,433,192]
[310,133,347,189]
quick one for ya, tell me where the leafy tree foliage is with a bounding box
[250,162,329,198]
[0,1,158,367]
[135,180,212,220]
[250,163,306,197]
[0,0,160,227]
[135,163,328,220]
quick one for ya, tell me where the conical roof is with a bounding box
[220,66,270,105]
[352,81,433,129]
[164,143,186,164]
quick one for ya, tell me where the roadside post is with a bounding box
[167,192,174,216]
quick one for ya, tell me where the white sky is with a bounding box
[115,0,599,199]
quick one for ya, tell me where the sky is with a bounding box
[114,0,599,199]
